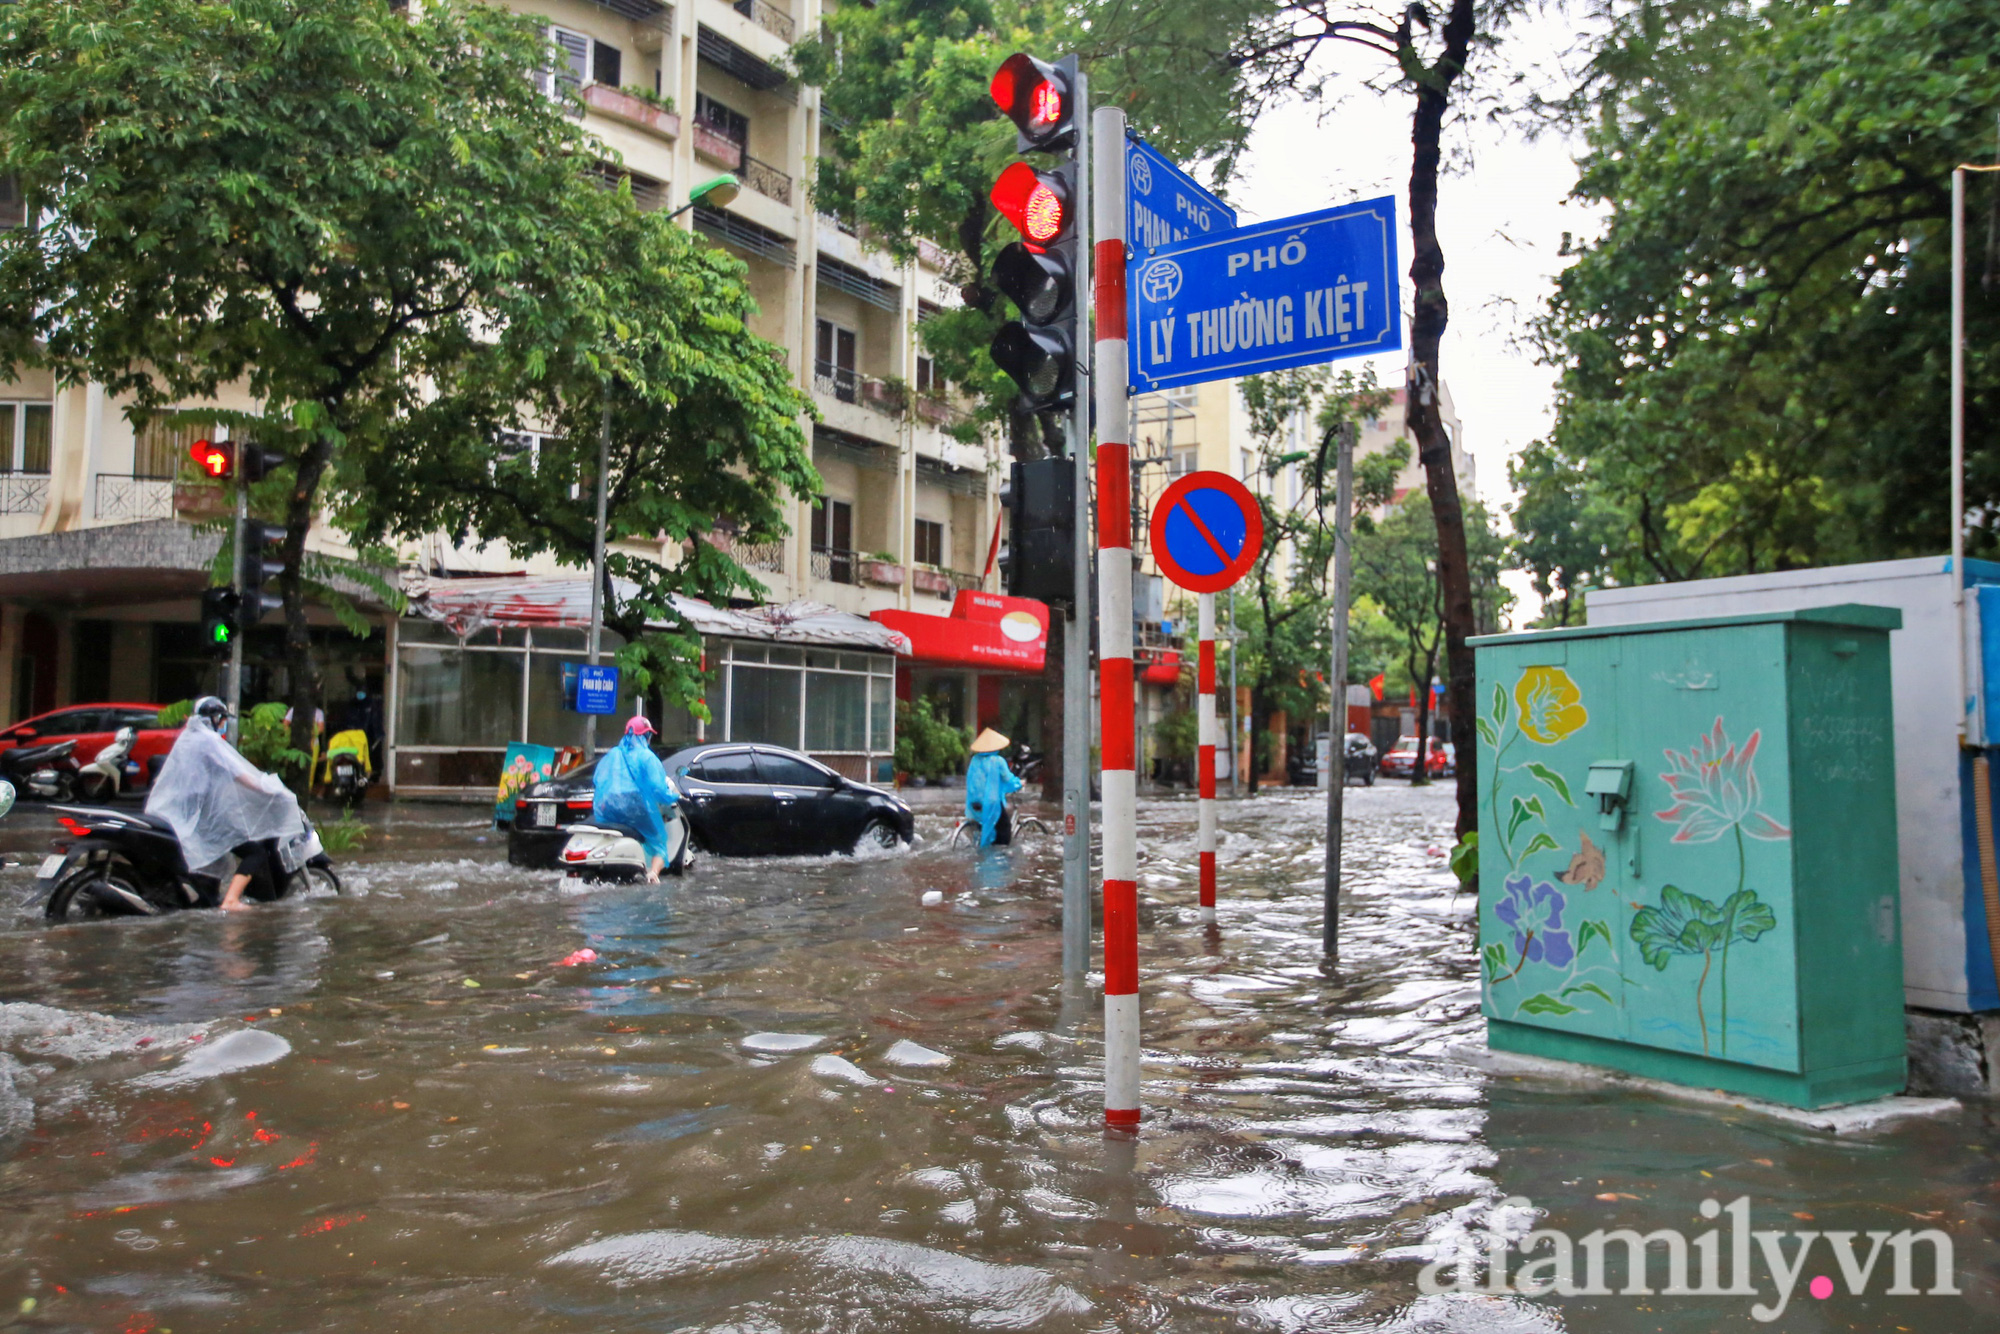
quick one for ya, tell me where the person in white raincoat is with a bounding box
[145,697,307,911]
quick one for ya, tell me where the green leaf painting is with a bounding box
[1519,993,1579,1016]
[1520,831,1561,859]
[1483,942,1509,982]
[1630,884,1777,1056]
[1577,919,1613,957]
[1507,794,1546,845]
[1525,763,1575,806]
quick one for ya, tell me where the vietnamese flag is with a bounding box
[1368,673,1385,701]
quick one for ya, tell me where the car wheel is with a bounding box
[854,818,905,854]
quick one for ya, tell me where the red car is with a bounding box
[0,703,182,791]
[1378,736,1453,779]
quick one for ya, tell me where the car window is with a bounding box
[692,750,760,784]
[756,751,833,788]
[120,709,166,729]
[45,710,102,734]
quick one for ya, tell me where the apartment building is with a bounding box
[0,0,1019,792]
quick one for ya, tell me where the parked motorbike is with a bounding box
[326,749,369,806]
[557,806,692,882]
[0,738,79,801]
[1012,744,1044,784]
[77,726,137,802]
[37,804,339,921]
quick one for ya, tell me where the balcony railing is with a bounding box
[814,361,857,404]
[581,83,680,141]
[740,154,792,205]
[911,565,984,599]
[733,0,795,43]
[810,545,857,586]
[94,473,174,522]
[705,532,785,573]
[0,471,49,515]
[693,121,744,169]
[859,377,906,417]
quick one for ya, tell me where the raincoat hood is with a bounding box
[143,715,306,872]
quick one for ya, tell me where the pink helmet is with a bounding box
[624,715,656,736]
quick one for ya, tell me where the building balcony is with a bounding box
[694,121,744,170]
[810,545,859,586]
[0,470,49,516]
[912,565,984,600]
[732,0,794,43]
[582,83,680,142]
[89,472,233,524]
[700,529,785,574]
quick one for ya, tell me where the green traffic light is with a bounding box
[211,623,232,645]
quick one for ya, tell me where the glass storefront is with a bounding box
[719,641,896,780]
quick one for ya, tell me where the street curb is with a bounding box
[1444,1040,1961,1136]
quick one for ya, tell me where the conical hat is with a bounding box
[970,727,1010,754]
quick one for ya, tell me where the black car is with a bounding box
[507,742,915,868]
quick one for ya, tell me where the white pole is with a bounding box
[1324,422,1354,959]
[1093,104,1138,1131]
[1954,169,1971,744]
[1197,591,1217,924]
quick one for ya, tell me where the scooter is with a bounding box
[38,804,339,921]
[326,749,369,806]
[77,726,137,801]
[557,805,692,882]
[0,738,78,801]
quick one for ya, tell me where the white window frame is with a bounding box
[539,26,591,100]
[0,400,53,474]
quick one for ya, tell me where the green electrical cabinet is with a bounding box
[1471,605,1906,1108]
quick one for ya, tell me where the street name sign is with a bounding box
[574,664,621,716]
[1150,471,1264,594]
[1126,133,1236,254]
[1127,196,1402,393]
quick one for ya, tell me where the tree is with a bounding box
[337,206,817,717]
[1533,0,2000,584]
[0,0,625,759]
[1507,439,1623,626]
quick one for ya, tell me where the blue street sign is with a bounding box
[1126,133,1237,254]
[574,664,621,716]
[1127,196,1402,393]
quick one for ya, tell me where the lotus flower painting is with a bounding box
[1655,717,1791,845]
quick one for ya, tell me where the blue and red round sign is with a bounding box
[1149,471,1265,593]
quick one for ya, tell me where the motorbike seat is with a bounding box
[131,811,178,833]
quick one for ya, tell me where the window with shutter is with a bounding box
[592,41,622,88]
[549,27,589,98]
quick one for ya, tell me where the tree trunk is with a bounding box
[280,429,335,781]
[1405,0,1481,839]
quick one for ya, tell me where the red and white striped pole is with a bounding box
[1197,591,1217,924]
[1092,106,1138,1130]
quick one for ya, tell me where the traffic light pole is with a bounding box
[1324,422,1355,962]
[585,389,611,760]
[1061,70,1094,981]
[225,474,246,745]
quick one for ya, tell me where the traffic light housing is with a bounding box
[987,52,1082,419]
[188,439,284,482]
[200,587,240,652]
[239,520,286,625]
[989,52,1076,152]
[1001,458,1075,605]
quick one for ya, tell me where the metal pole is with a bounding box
[1061,71,1094,979]
[1954,168,1973,746]
[1324,422,1355,960]
[1228,589,1239,798]
[225,461,245,746]
[1092,104,1139,1131]
[1197,591,1217,924]
[586,387,611,758]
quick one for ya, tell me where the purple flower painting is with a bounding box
[1495,874,1575,969]
[1655,717,1791,844]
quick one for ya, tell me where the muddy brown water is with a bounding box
[0,787,1992,1332]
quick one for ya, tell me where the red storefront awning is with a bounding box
[873,591,1048,673]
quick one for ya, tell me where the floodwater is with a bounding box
[0,786,1992,1332]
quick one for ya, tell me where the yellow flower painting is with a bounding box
[1514,667,1588,745]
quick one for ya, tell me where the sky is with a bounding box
[1223,8,1607,623]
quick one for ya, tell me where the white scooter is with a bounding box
[78,726,137,802]
[558,803,693,882]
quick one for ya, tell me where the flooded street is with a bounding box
[0,785,1993,1332]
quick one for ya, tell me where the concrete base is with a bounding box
[1905,1008,2000,1099]
[1449,1038,1959,1136]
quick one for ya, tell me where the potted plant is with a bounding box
[861,550,904,587]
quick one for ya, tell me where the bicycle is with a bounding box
[948,813,1051,848]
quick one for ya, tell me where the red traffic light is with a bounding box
[990,52,1071,148]
[991,162,1069,247]
[190,439,234,479]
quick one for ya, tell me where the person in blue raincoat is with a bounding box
[592,715,681,882]
[964,727,1025,847]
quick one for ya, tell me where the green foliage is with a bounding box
[1449,830,1479,885]
[894,697,971,780]
[1534,0,2000,584]
[316,815,368,856]
[156,700,194,730]
[1153,707,1199,764]
[1631,884,1778,970]
[238,703,313,778]
[1518,992,1578,1016]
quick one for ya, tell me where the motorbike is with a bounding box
[37,804,339,922]
[326,750,369,806]
[0,738,79,802]
[77,726,138,801]
[1012,744,1044,785]
[557,805,692,882]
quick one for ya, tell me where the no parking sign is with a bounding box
[1149,471,1264,593]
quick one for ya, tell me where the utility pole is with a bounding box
[1228,589,1239,798]
[585,390,611,758]
[225,458,246,746]
[1061,69,1094,979]
[1324,422,1355,961]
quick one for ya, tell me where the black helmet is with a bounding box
[193,696,230,725]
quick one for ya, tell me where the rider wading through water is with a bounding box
[144,697,308,911]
